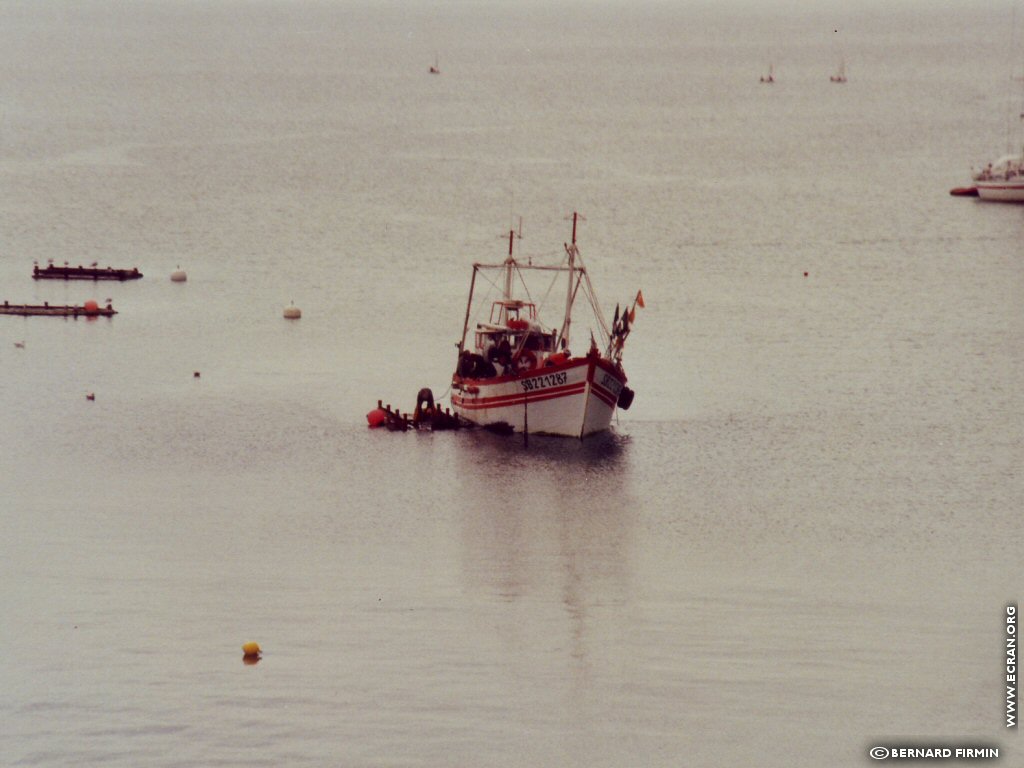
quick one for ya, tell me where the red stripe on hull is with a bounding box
[453,381,586,410]
[589,383,618,408]
[455,357,588,386]
[977,183,1024,190]
[587,361,625,408]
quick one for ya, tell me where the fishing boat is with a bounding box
[971,153,1024,201]
[33,263,142,280]
[968,20,1024,202]
[450,213,639,439]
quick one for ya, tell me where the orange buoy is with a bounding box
[367,407,387,428]
[242,641,261,660]
[83,299,99,313]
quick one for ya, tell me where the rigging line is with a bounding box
[566,245,611,345]
[468,284,498,331]
[579,262,611,342]
[474,275,499,305]
[518,247,567,265]
[473,267,504,297]
[513,264,537,307]
[530,245,569,323]
[535,267,563,324]
[581,278,610,347]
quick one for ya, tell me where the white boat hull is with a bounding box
[975,181,1024,201]
[451,356,626,438]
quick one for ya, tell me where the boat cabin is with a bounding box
[974,154,1023,182]
[458,299,560,378]
[478,299,556,350]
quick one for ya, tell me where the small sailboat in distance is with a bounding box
[967,22,1024,202]
[830,57,847,83]
[760,63,775,84]
[429,52,440,74]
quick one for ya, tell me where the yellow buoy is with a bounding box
[242,640,261,658]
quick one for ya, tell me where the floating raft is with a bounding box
[0,301,117,317]
[33,264,143,281]
[367,399,466,432]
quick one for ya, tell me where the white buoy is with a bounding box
[170,265,187,282]
[283,301,301,320]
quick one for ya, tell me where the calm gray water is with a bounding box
[2,1,1022,765]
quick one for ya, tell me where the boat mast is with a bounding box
[502,227,517,325]
[458,265,478,355]
[560,212,583,350]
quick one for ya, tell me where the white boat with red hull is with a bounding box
[451,213,640,439]
[971,154,1024,201]
[964,29,1024,202]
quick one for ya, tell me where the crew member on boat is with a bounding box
[412,388,436,426]
[486,337,512,374]
[457,350,496,378]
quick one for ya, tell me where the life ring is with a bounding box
[515,351,537,372]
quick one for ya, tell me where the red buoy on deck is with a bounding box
[83,299,99,312]
[367,407,387,428]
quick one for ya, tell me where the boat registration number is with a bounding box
[599,372,623,397]
[521,371,568,392]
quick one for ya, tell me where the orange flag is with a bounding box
[635,290,645,309]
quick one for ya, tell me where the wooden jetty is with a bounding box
[1,300,117,317]
[33,264,142,281]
